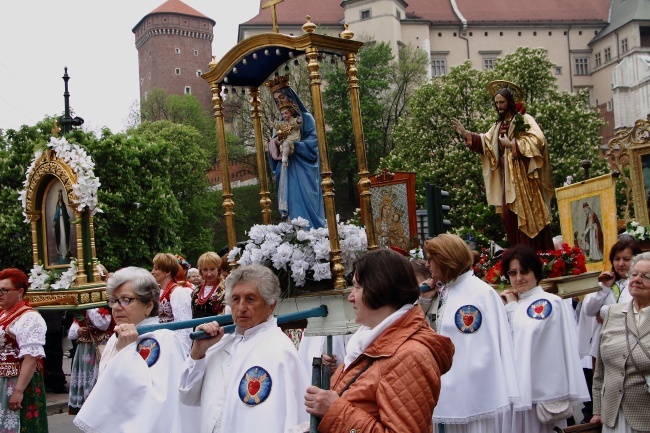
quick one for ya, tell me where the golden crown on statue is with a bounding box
[264,74,291,92]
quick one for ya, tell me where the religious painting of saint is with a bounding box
[370,185,410,250]
[556,174,616,272]
[43,179,76,267]
[570,197,604,263]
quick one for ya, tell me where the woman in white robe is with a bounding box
[501,245,590,433]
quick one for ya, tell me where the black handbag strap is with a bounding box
[338,358,376,397]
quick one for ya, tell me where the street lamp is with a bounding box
[59,67,84,134]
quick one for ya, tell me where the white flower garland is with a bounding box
[28,259,78,291]
[228,217,368,287]
[19,136,101,223]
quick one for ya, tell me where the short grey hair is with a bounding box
[631,251,650,273]
[106,267,160,317]
[224,265,280,307]
[187,268,200,278]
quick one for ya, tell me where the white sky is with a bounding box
[0,0,260,134]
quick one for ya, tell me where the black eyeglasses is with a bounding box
[0,288,20,295]
[107,297,137,308]
[506,268,531,278]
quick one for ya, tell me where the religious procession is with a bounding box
[2,1,650,433]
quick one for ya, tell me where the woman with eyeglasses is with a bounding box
[74,267,187,433]
[0,268,48,433]
[501,244,589,432]
[590,252,650,432]
[423,234,520,433]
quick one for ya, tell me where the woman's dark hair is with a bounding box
[353,249,419,310]
[501,244,544,284]
[609,235,642,279]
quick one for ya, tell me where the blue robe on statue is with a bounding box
[268,86,325,229]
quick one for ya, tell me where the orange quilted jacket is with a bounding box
[318,306,454,433]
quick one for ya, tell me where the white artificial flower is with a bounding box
[227,247,241,262]
[312,262,332,281]
[250,248,266,265]
[631,221,639,227]
[291,217,310,228]
[248,225,267,244]
[313,238,331,260]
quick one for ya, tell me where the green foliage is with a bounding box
[384,47,607,245]
[322,42,428,209]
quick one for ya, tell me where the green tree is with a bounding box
[384,47,607,247]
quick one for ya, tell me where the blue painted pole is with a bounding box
[189,305,328,340]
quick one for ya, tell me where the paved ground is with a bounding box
[46,347,72,416]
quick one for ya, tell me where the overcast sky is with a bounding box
[0,0,260,134]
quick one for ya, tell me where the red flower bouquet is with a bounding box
[481,243,587,287]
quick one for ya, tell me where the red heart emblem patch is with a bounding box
[140,348,150,360]
[463,315,474,326]
[248,379,261,395]
[534,305,544,314]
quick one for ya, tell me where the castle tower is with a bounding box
[132,0,215,113]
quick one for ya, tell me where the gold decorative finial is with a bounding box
[262,0,284,33]
[51,120,61,138]
[208,55,218,69]
[264,74,291,92]
[340,23,354,40]
[302,15,316,34]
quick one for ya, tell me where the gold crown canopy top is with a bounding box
[265,74,291,93]
[488,80,524,103]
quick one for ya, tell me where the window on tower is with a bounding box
[175,68,181,75]
[175,48,181,54]
[194,50,199,56]
[197,70,202,77]
[185,86,191,95]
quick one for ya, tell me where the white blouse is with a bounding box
[4,311,46,359]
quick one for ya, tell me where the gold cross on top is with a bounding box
[262,0,284,33]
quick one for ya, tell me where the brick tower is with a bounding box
[132,0,215,113]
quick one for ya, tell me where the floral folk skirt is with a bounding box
[0,368,48,433]
[68,341,100,415]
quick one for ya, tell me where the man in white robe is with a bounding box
[179,265,308,433]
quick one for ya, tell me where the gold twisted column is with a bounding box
[345,52,377,250]
[211,83,237,250]
[74,210,87,284]
[249,87,272,225]
[27,212,41,266]
[305,47,345,289]
[88,214,101,283]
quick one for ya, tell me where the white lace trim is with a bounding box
[532,393,590,405]
[73,417,98,433]
[434,401,513,424]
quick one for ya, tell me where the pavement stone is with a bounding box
[46,350,72,416]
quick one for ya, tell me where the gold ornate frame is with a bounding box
[202,21,377,290]
[23,147,105,309]
[629,144,650,226]
[604,114,650,226]
[556,174,617,272]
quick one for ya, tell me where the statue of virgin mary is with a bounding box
[266,75,325,229]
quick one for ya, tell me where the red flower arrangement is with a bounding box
[511,102,530,137]
[481,243,587,287]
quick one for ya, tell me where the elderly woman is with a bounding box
[303,249,454,433]
[74,267,188,433]
[187,268,202,288]
[501,245,590,432]
[424,234,519,433]
[179,264,308,433]
[0,268,48,433]
[152,252,193,349]
[191,251,227,318]
[590,251,650,432]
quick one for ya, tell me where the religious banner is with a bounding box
[556,174,617,272]
[364,171,418,251]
